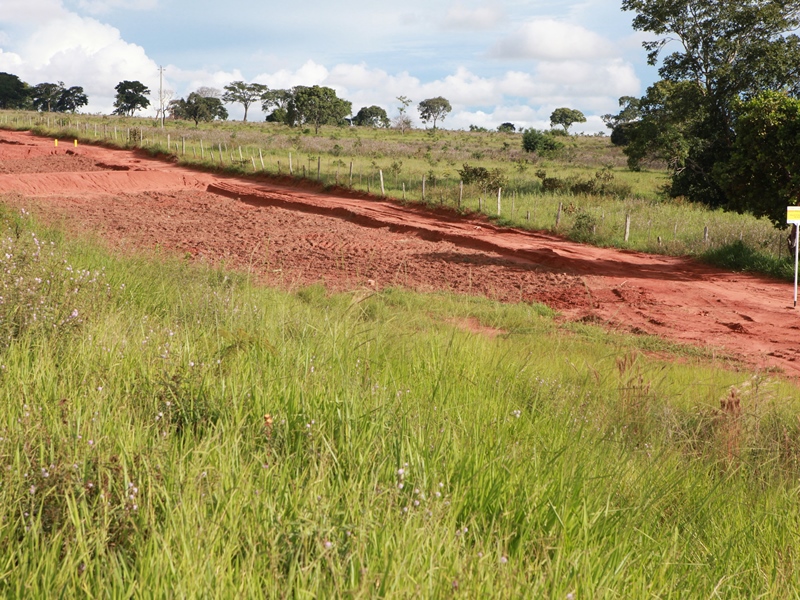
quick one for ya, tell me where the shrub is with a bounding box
[521,129,564,155]
[458,163,507,191]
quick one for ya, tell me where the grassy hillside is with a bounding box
[0,203,799,596]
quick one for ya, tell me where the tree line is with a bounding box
[0,72,464,134]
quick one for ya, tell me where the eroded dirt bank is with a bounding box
[1,129,799,376]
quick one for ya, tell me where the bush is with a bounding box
[457,163,507,191]
[522,129,564,155]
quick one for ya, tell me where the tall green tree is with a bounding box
[113,80,150,116]
[31,83,64,112]
[621,0,800,208]
[352,105,390,127]
[0,73,30,109]
[549,107,586,133]
[261,89,293,123]
[56,86,88,113]
[716,91,800,227]
[287,86,351,133]
[168,92,228,126]
[417,97,451,131]
[222,81,268,122]
[31,82,88,113]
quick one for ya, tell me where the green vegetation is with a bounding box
[617,0,800,213]
[1,202,800,596]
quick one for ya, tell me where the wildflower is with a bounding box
[323,540,332,550]
[499,556,508,564]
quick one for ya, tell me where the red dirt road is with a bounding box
[1,129,799,376]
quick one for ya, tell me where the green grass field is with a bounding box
[1,198,800,596]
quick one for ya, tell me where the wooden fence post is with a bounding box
[379,170,385,196]
[556,202,563,228]
[497,188,502,216]
[624,214,631,242]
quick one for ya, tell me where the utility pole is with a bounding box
[159,66,165,128]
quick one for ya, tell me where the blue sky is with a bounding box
[0,0,659,131]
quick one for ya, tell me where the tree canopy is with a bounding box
[619,0,800,210]
[352,105,390,128]
[0,73,30,110]
[261,89,293,123]
[168,92,228,125]
[549,108,586,133]
[287,86,352,133]
[418,97,452,131]
[113,80,150,116]
[716,92,800,226]
[222,81,268,122]
[497,122,516,133]
[31,82,87,113]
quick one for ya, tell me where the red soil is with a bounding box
[1,129,799,376]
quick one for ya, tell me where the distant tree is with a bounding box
[393,95,413,134]
[550,107,586,133]
[521,128,564,155]
[222,81,268,122]
[353,105,390,127]
[261,89,293,123]
[469,125,488,132]
[418,96,452,131]
[168,92,228,126]
[288,85,352,133]
[155,88,175,123]
[112,80,150,116]
[31,82,64,112]
[195,86,222,99]
[0,73,30,109]
[31,82,88,113]
[497,122,516,133]
[56,86,88,113]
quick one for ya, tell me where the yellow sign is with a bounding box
[788,206,800,224]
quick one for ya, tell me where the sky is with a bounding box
[0,0,660,132]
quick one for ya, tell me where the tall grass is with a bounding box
[0,203,799,595]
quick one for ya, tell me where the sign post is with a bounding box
[787,207,800,307]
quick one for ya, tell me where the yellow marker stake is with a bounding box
[74,140,78,147]
[54,139,58,147]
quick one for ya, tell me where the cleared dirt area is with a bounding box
[1,129,800,376]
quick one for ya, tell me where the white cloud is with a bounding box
[490,18,616,61]
[0,0,642,131]
[443,3,504,30]
[1,0,67,24]
[0,1,159,113]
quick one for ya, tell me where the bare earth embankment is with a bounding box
[1,129,799,375]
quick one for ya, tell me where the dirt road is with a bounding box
[1,129,799,376]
